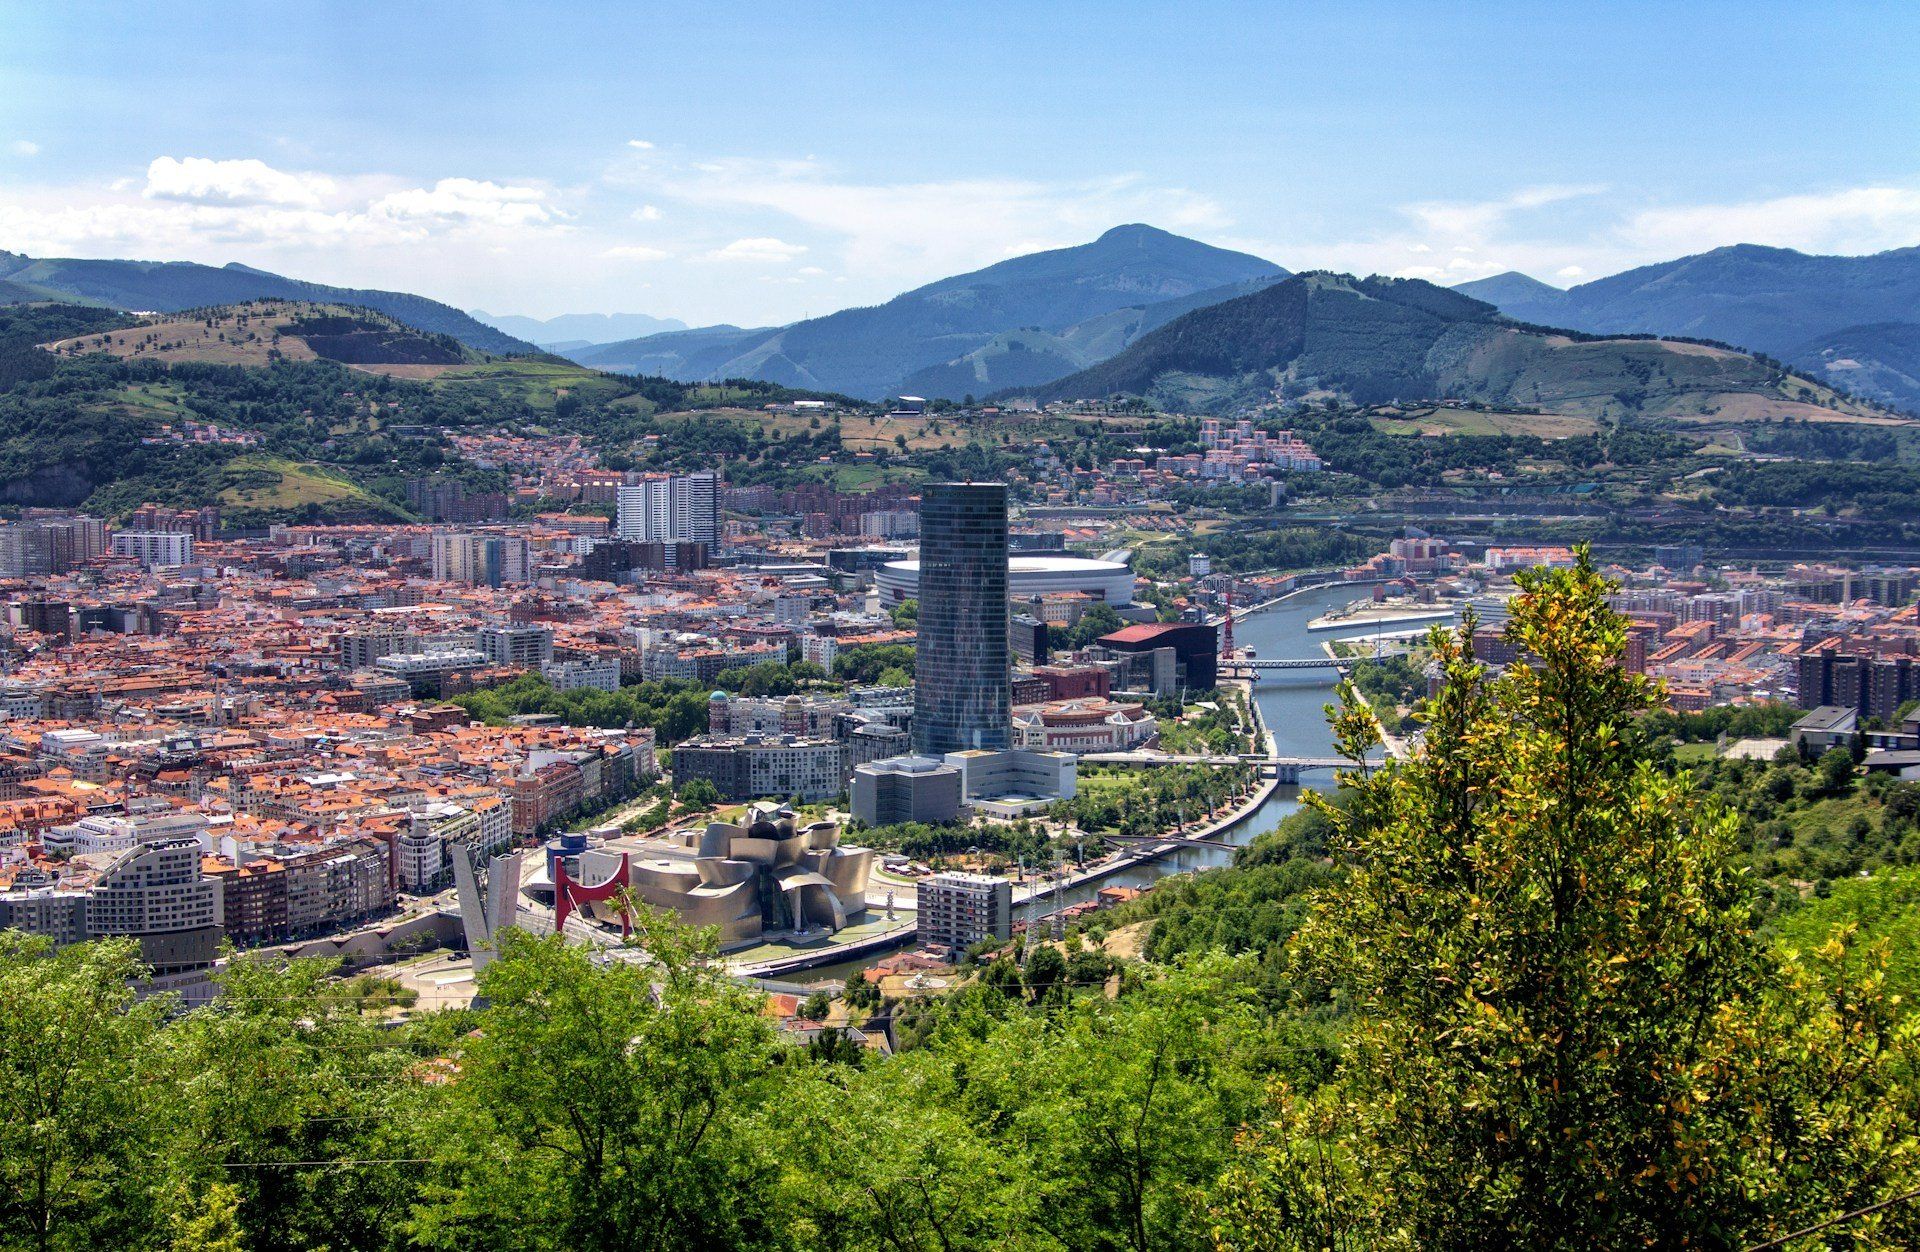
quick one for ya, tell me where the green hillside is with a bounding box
[1032,271,1891,424]
[0,302,851,522]
[1456,245,1920,415]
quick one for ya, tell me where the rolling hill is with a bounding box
[41,300,477,369]
[1030,271,1891,425]
[0,250,536,355]
[1453,245,1920,412]
[570,225,1286,398]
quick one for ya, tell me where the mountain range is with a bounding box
[0,251,535,356]
[1453,245,1920,410]
[567,224,1286,398]
[12,230,1920,419]
[468,310,688,350]
[1030,270,1879,424]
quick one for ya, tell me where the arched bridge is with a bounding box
[1220,657,1353,678]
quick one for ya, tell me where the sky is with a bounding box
[3,1,1919,327]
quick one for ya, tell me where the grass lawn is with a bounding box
[216,455,400,514]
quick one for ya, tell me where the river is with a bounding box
[783,584,1450,986]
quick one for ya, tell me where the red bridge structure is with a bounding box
[553,852,632,937]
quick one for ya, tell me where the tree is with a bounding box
[1821,745,1859,791]
[0,935,171,1252]
[160,955,425,1252]
[843,969,882,1011]
[409,922,786,1252]
[1209,550,1920,1250]
[676,777,721,809]
[1023,944,1068,1006]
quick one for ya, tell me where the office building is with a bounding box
[912,482,1011,755]
[917,872,1012,950]
[478,625,554,668]
[850,754,964,826]
[615,471,720,545]
[1092,621,1220,691]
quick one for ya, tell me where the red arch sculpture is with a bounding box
[554,852,632,937]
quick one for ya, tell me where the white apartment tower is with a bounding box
[616,471,719,545]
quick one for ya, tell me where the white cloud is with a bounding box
[603,244,670,261]
[367,177,552,227]
[797,265,826,276]
[632,204,662,221]
[1623,185,1920,257]
[1403,184,1606,239]
[699,236,808,263]
[9,140,38,157]
[1556,265,1586,280]
[144,155,335,208]
[653,157,1231,287]
[627,139,655,150]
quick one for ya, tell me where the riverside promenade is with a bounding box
[1013,677,1287,909]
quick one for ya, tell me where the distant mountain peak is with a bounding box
[576,225,1286,398]
[1095,223,1178,244]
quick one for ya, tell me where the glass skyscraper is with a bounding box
[911,482,1010,755]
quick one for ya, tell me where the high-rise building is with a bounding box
[912,482,1010,755]
[615,472,720,545]
[110,531,194,568]
[431,532,530,586]
[0,515,109,576]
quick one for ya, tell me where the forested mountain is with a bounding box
[1451,269,1569,317]
[895,272,1289,399]
[1454,245,1920,411]
[569,225,1285,398]
[471,309,687,346]
[1032,270,1884,422]
[0,250,536,355]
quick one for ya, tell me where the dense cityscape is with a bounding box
[9,4,1920,1248]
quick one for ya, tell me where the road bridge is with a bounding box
[1081,751,1353,783]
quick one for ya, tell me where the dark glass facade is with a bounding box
[912,483,1010,754]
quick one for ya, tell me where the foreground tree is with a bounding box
[1210,552,1920,1250]
[0,935,170,1252]
[408,916,787,1252]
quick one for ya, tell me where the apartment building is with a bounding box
[916,871,1012,950]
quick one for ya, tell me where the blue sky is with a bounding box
[3,0,1918,324]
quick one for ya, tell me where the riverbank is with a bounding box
[1015,679,1282,909]
[1307,605,1456,632]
